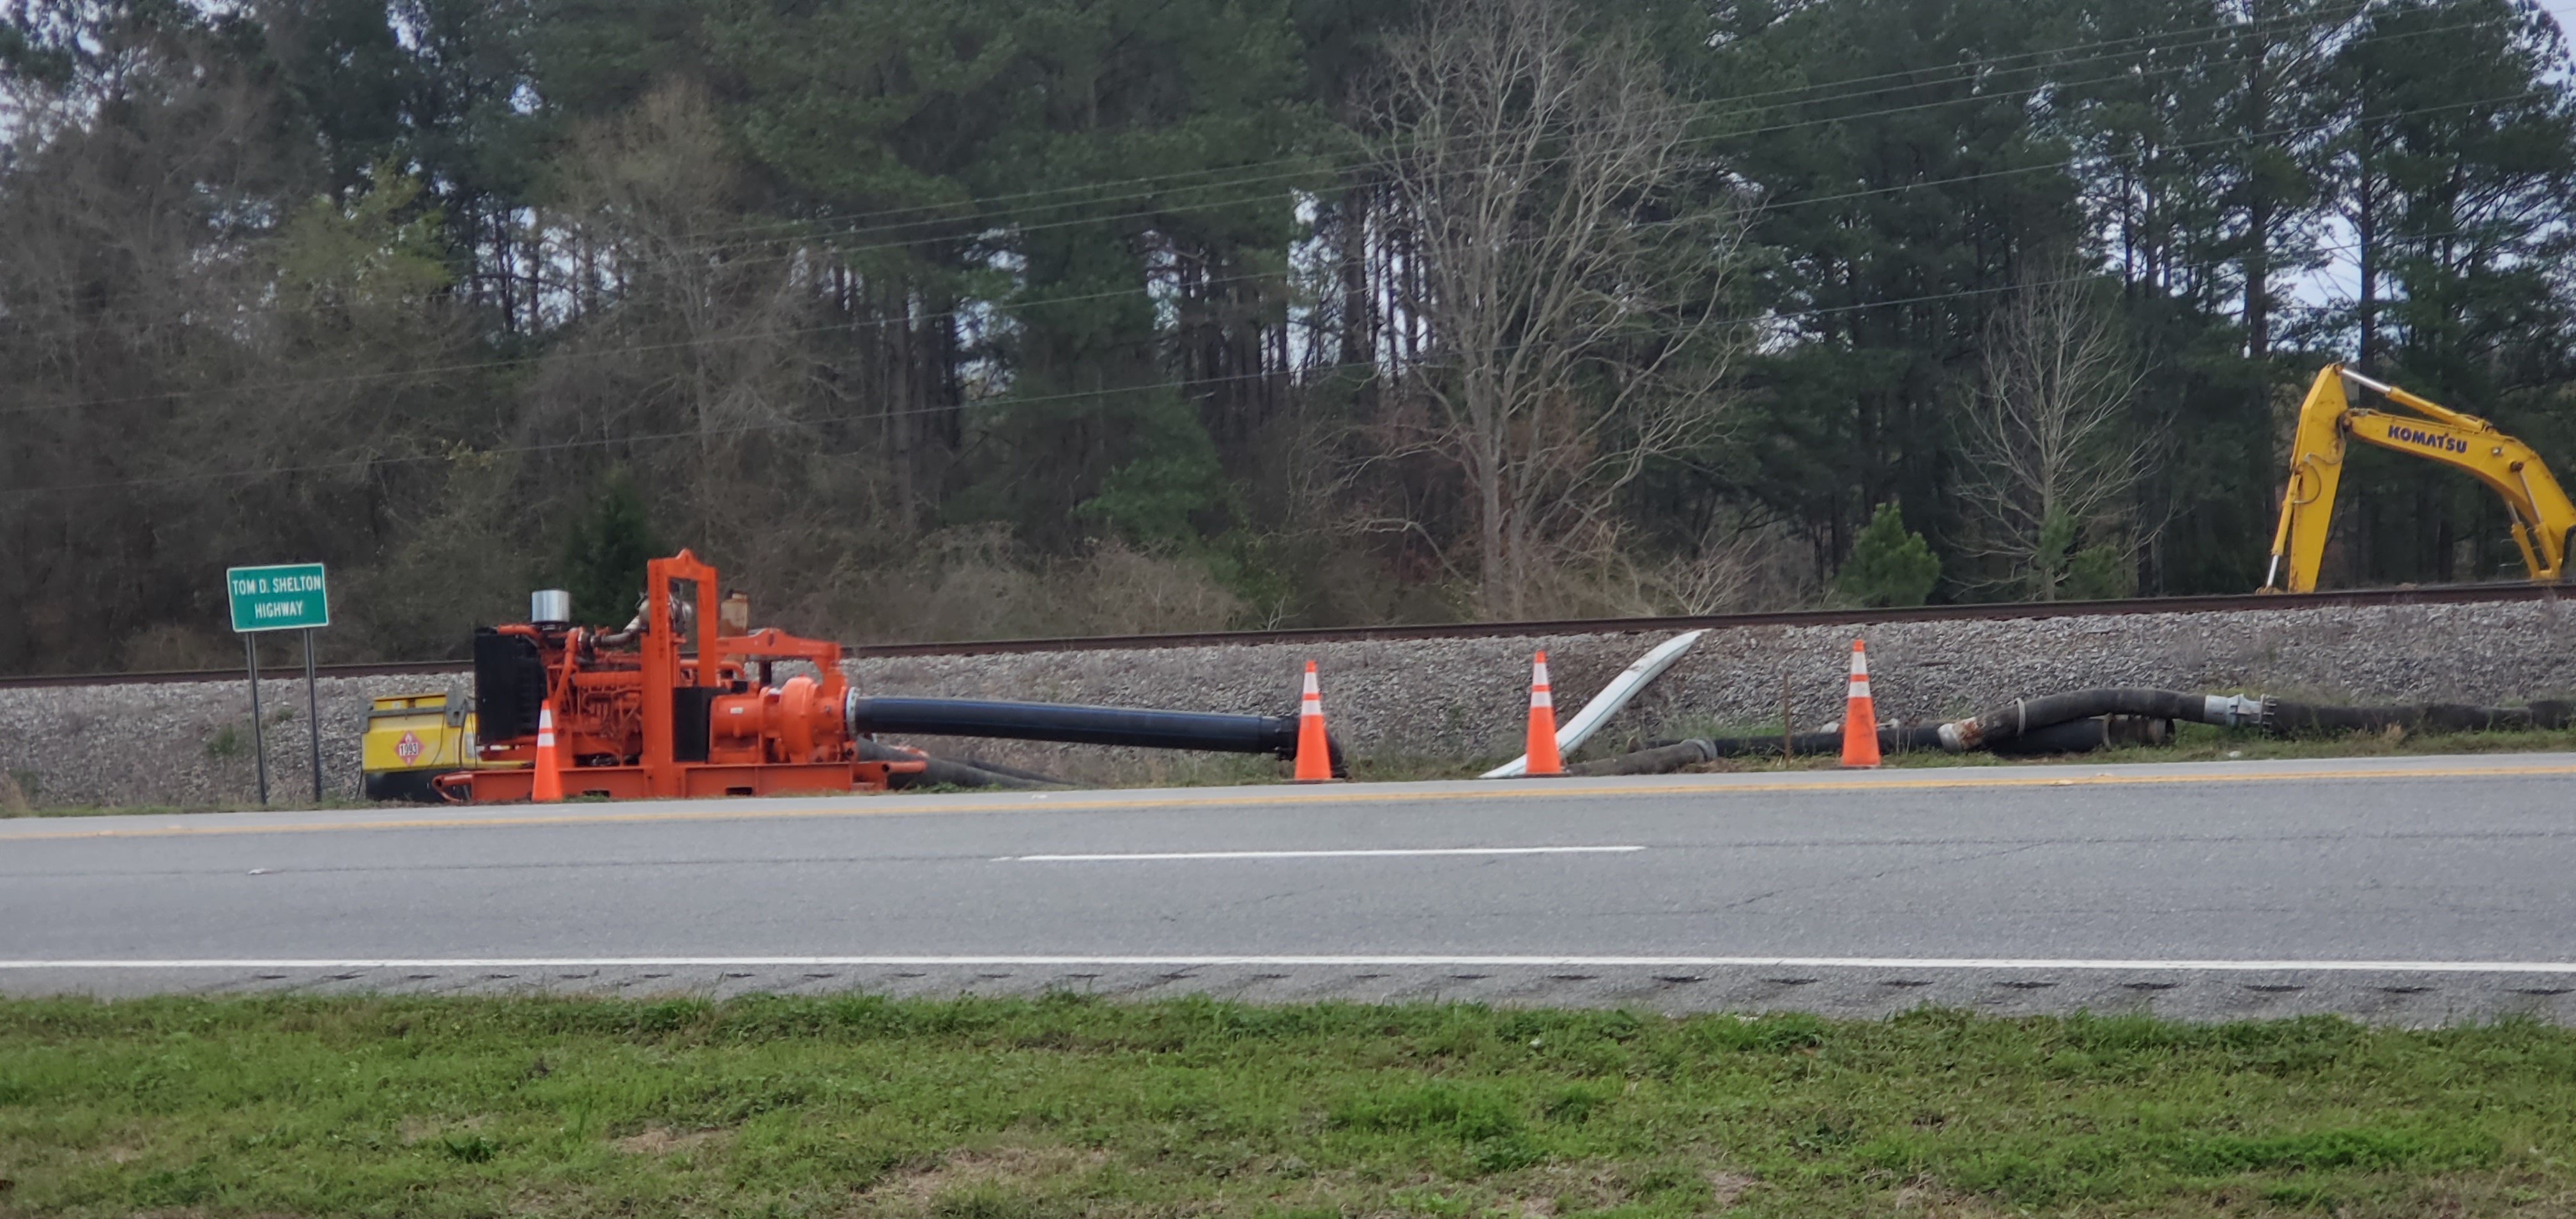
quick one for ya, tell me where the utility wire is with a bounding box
[1,0,2442,342]
[3,81,2540,422]
[4,56,2534,370]
[513,0,2430,261]
[547,0,2396,252]
[0,220,2485,501]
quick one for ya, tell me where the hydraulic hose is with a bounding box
[852,738,1059,790]
[943,755,1070,785]
[845,694,1347,774]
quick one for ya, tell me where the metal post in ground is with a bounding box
[1780,670,1793,763]
[245,634,270,805]
[303,627,322,803]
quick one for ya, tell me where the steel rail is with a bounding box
[0,581,2556,691]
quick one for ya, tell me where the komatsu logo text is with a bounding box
[2388,425,2469,455]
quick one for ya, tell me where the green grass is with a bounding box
[3,997,2573,1217]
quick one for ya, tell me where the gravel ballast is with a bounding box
[4,599,2570,807]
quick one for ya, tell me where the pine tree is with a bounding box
[557,470,663,629]
[1835,503,1942,607]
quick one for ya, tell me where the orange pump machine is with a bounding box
[433,550,919,802]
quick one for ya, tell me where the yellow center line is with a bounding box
[2,760,2570,843]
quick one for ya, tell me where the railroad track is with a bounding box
[1,581,2557,690]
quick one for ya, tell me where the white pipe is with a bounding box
[1482,630,1707,779]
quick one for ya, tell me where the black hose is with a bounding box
[1940,688,2214,750]
[1939,689,2573,749]
[1567,739,1716,776]
[853,738,1059,790]
[945,755,1070,785]
[1570,724,1961,775]
[847,695,1348,776]
[850,696,1294,755]
[1733,726,1947,756]
[1987,714,2171,755]
[1582,685,2570,776]
[2266,698,2573,735]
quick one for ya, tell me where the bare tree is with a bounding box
[1956,257,2156,599]
[0,10,366,669]
[540,84,816,458]
[531,84,868,601]
[1370,0,1747,618]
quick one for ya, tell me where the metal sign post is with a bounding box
[226,564,330,806]
[303,628,322,801]
[243,634,268,804]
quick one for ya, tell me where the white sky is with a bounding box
[2285,0,2576,326]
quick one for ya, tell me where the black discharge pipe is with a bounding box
[1988,714,2172,755]
[1940,689,2575,751]
[1940,688,2241,751]
[846,696,1347,776]
[1568,726,1945,775]
[1568,688,2571,776]
[2264,698,2573,735]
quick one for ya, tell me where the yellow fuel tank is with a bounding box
[360,687,482,801]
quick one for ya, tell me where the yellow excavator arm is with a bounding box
[2262,364,2576,592]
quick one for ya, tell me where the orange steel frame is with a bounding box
[437,551,919,802]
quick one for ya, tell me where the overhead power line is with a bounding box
[0,219,2491,502]
[4,82,2540,422]
[0,0,2445,344]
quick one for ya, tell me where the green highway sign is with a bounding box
[227,564,330,633]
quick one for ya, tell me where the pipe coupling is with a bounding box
[1936,720,1981,753]
[2202,694,2271,729]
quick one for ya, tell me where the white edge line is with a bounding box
[1004,845,1647,862]
[3,956,2573,974]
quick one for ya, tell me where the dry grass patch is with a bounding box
[855,1143,1108,1211]
[1703,1170,1757,1209]
[610,1125,729,1156]
[1883,1180,2018,1215]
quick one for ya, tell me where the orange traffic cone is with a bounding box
[1293,661,1337,783]
[1839,639,1881,769]
[1523,650,1564,777]
[531,700,566,802]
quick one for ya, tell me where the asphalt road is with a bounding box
[6,753,2573,1023]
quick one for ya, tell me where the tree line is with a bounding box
[3,0,2572,673]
